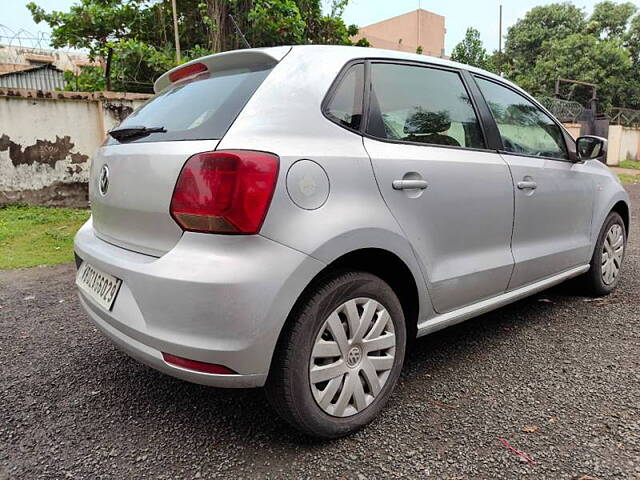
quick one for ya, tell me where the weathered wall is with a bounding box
[0,88,150,207]
[607,125,640,166]
[562,123,581,140]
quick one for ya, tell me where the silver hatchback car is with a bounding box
[74,45,630,438]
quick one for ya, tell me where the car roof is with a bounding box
[155,45,525,98]
[286,44,521,92]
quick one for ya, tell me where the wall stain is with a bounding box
[70,152,89,164]
[0,134,84,168]
[0,181,89,208]
[104,102,134,122]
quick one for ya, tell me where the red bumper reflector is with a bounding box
[162,353,236,375]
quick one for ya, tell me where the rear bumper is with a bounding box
[73,218,324,388]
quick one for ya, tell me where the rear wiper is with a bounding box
[108,125,166,141]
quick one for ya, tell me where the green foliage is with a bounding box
[478,2,640,111]
[29,0,367,93]
[63,66,105,91]
[27,0,147,56]
[504,3,586,75]
[0,205,90,269]
[618,173,640,184]
[627,14,640,65]
[524,34,633,110]
[587,1,637,38]
[451,27,489,69]
[248,0,305,46]
[619,159,640,170]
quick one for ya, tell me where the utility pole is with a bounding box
[171,0,181,63]
[498,4,503,54]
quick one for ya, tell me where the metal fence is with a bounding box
[609,107,640,127]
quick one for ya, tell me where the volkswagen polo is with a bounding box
[74,45,630,438]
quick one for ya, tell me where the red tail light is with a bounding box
[169,62,208,83]
[162,353,236,375]
[170,150,279,234]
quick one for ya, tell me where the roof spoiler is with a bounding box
[153,46,292,94]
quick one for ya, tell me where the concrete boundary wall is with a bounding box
[607,125,640,166]
[2,91,639,207]
[0,88,151,207]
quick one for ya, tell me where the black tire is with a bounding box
[265,271,406,439]
[582,211,627,296]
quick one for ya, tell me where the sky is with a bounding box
[1,0,638,55]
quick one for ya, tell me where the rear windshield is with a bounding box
[107,65,273,144]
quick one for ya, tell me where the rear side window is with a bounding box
[475,77,568,160]
[367,63,485,149]
[324,63,364,131]
[108,65,273,144]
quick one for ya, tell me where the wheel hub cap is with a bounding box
[601,223,624,285]
[309,297,396,418]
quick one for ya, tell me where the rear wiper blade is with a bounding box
[108,125,166,141]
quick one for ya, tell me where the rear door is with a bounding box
[364,62,515,313]
[473,76,593,288]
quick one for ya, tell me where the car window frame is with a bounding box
[322,58,500,154]
[363,60,493,153]
[321,60,366,135]
[471,74,577,163]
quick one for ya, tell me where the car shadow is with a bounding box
[95,280,587,448]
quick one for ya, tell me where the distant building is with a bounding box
[352,8,446,58]
[0,44,96,90]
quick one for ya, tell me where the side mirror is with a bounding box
[576,135,607,163]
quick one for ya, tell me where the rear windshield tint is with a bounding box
[107,65,273,144]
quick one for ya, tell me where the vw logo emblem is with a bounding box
[346,346,362,368]
[98,165,110,196]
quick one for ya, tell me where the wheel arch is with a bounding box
[611,200,630,235]
[268,247,427,380]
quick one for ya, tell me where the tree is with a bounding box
[626,13,640,65]
[29,0,368,93]
[450,27,488,69]
[248,0,305,46]
[491,1,640,110]
[504,3,586,76]
[525,34,633,110]
[27,0,148,90]
[587,1,637,39]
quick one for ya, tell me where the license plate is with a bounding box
[76,262,122,311]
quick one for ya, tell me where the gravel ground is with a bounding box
[1,185,639,480]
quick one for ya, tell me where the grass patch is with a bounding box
[0,205,90,269]
[619,159,640,170]
[619,173,640,184]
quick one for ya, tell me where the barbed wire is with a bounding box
[538,97,585,123]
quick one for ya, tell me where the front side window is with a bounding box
[325,63,365,131]
[475,77,568,159]
[367,63,485,149]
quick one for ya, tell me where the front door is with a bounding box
[474,77,593,288]
[364,62,515,313]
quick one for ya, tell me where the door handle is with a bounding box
[517,180,537,190]
[392,179,429,190]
